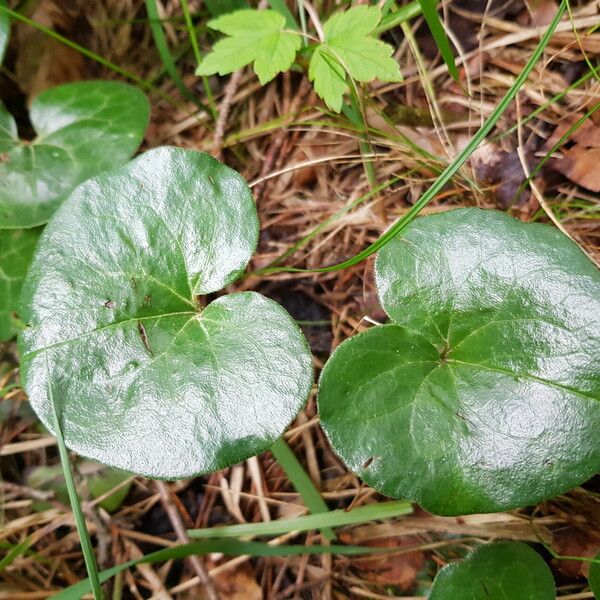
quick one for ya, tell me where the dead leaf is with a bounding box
[15,0,85,100]
[348,535,425,590]
[553,147,600,192]
[212,563,262,600]
[545,116,600,150]
[525,0,558,26]
[552,527,600,579]
[470,142,529,207]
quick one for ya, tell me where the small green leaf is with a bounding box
[319,208,600,515]
[19,146,313,479]
[308,46,347,113]
[589,552,600,598]
[0,81,149,229]
[0,0,9,65]
[417,0,458,81]
[309,5,401,112]
[0,227,42,341]
[429,542,555,599]
[196,9,301,84]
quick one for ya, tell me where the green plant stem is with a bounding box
[259,0,567,276]
[48,370,102,600]
[144,0,203,109]
[51,539,395,600]
[270,437,336,541]
[187,500,412,539]
[180,0,218,120]
[296,0,308,47]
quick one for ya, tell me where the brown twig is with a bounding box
[155,480,221,600]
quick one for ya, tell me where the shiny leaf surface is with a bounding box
[429,542,555,599]
[19,147,313,478]
[0,227,42,341]
[0,0,9,65]
[319,208,600,515]
[0,81,149,228]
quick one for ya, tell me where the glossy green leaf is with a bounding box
[308,6,401,112]
[0,80,149,229]
[196,9,301,84]
[429,542,555,599]
[0,0,9,65]
[589,552,600,598]
[19,146,313,479]
[319,208,600,515]
[0,227,42,341]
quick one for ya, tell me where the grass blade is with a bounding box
[51,539,395,600]
[417,0,458,80]
[187,499,412,539]
[270,438,336,541]
[47,360,102,600]
[260,0,567,275]
[144,0,202,108]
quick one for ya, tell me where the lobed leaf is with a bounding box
[309,5,401,112]
[196,9,301,84]
[319,208,600,515]
[0,81,149,229]
[19,146,313,479]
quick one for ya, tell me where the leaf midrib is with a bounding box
[21,310,196,362]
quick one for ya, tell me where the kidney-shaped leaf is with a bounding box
[429,542,555,600]
[0,80,149,229]
[19,147,313,478]
[319,208,600,515]
[0,227,42,341]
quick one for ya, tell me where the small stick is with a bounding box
[155,481,220,600]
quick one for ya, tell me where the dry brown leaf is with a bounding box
[212,563,262,600]
[525,0,559,26]
[470,142,528,207]
[552,527,600,579]
[346,535,425,590]
[553,147,600,192]
[545,116,600,150]
[14,0,84,100]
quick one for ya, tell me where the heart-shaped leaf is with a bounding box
[319,208,600,515]
[0,227,42,341]
[0,80,149,229]
[19,146,313,478]
[429,542,555,599]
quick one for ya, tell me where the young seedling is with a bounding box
[318,208,600,515]
[196,5,402,113]
[428,542,555,599]
[0,80,149,341]
[19,146,313,478]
